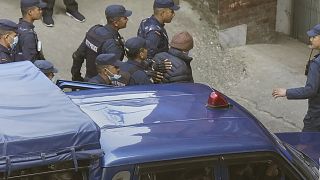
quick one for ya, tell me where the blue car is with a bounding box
[1,61,320,180]
[63,77,320,179]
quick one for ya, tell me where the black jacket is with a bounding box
[154,48,193,83]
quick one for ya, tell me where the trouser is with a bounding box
[43,0,79,16]
[302,114,320,132]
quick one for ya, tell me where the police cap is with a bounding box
[34,60,58,74]
[21,0,47,9]
[307,24,320,37]
[105,5,132,18]
[153,0,180,10]
[0,19,18,32]
[96,54,123,66]
[125,37,146,55]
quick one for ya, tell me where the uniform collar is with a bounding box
[127,59,145,69]
[168,48,193,63]
[105,24,120,36]
[18,18,35,29]
[150,15,164,27]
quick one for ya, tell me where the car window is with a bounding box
[137,157,216,180]
[223,152,302,180]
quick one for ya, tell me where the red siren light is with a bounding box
[207,91,230,108]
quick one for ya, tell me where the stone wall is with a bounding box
[184,0,277,44]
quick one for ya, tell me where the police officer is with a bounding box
[15,0,47,62]
[154,31,194,83]
[120,37,152,85]
[71,5,132,82]
[34,60,58,80]
[0,19,18,64]
[137,0,180,59]
[88,54,124,86]
[272,24,320,132]
[42,0,85,27]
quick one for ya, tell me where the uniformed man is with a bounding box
[34,60,58,80]
[272,24,320,132]
[154,31,194,83]
[71,5,132,82]
[15,0,47,62]
[120,37,152,85]
[0,19,18,64]
[137,0,180,59]
[42,0,85,27]
[88,53,124,86]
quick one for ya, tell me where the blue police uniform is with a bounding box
[0,19,18,63]
[34,60,58,74]
[120,60,152,85]
[88,74,112,85]
[137,0,179,59]
[154,48,193,83]
[71,5,131,81]
[285,24,320,131]
[15,0,47,62]
[287,54,320,131]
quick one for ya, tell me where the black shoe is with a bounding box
[66,10,86,22]
[42,15,54,27]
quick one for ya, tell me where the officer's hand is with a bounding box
[145,70,164,83]
[72,76,84,82]
[152,59,172,73]
[272,88,286,98]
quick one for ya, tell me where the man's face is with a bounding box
[309,35,320,49]
[139,48,148,60]
[162,8,175,23]
[114,16,129,29]
[29,6,43,20]
[3,31,17,48]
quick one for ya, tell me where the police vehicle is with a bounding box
[1,61,320,180]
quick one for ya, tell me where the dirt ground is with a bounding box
[0,0,310,132]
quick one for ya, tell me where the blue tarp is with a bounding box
[0,61,102,175]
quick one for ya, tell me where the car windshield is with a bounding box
[284,143,319,179]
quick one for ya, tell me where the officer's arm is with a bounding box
[132,71,152,85]
[145,31,161,59]
[71,39,86,81]
[102,39,123,60]
[287,61,320,99]
[21,34,38,61]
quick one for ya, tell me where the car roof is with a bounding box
[68,83,277,167]
[0,61,101,171]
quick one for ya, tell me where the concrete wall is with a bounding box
[276,0,293,35]
[184,0,278,46]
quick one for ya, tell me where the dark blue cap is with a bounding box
[307,24,320,37]
[153,0,180,10]
[125,37,147,55]
[0,19,18,32]
[34,60,58,74]
[96,54,123,66]
[105,5,132,18]
[21,0,47,9]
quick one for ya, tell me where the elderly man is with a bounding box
[154,31,194,83]
[0,19,18,63]
[71,4,132,82]
[272,24,320,132]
